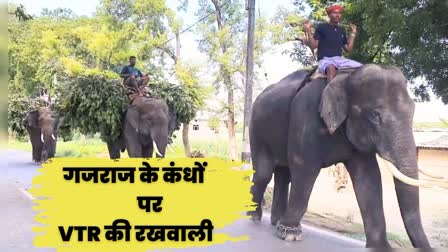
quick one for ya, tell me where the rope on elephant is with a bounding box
[296,66,318,93]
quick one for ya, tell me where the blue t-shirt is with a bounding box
[121,65,143,80]
[314,23,348,60]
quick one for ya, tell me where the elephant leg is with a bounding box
[277,157,320,241]
[107,141,121,159]
[31,143,39,162]
[35,143,43,163]
[30,132,42,162]
[271,166,290,226]
[247,149,274,222]
[141,144,153,158]
[344,154,390,248]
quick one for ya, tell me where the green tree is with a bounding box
[287,0,448,103]
[154,8,208,156]
[208,116,221,133]
[8,1,204,146]
[194,0,269,160]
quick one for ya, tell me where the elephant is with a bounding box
[248,64,448,248]
[107,96,179,159]
[24,107,60,164]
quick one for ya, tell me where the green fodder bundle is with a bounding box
[55,71,129,143]
[8,90,47,140]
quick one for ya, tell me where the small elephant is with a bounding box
[107,96,179,159]
[248,64,446,248]
[24,107,60,164]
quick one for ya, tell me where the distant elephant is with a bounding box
[248,64,447,248]
[24,107,60,164]
[107,96,179,159]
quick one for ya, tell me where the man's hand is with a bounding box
[350,23,357,35]
[303,20,312,31]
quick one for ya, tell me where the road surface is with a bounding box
[1,149,365,251]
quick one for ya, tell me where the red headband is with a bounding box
[326,5,343,14]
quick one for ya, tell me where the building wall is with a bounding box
[188,119,228,139]
[417,149,448,175]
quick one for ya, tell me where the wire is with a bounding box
[156,2,229,48]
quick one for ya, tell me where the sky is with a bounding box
[10,0,448,122]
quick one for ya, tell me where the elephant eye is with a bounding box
[367,110,381,125]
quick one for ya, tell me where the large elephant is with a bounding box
[248,64,448,248]
[107,96,179,159]
[24,107,60,164]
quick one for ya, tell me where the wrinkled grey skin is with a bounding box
[249,64,430,248]
[107,97,179,159]
[24,107,60,163]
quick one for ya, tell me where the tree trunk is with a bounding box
[212,0,237,160]
[182,123,191,157]
[226,77,237,160]
[174,31,192,157]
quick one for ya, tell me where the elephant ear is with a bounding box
[126,106,140,133]
[25,110,39,128]
[319,73,350,134]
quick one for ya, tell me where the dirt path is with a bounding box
[264,167,448,247]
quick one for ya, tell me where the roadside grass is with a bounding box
[7,132,243,160]
[8,137,109,158]
[413,121,448,130]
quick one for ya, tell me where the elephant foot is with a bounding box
[275,223,303,241]
[271,217,280,226]
[247,210,262,223]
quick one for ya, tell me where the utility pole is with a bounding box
[242,0,255,164]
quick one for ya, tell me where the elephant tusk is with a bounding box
[41,130,45,143]
[418,168,447,180]
[51,134,56,141]
[153,141,163,157]
[377,155,448,189]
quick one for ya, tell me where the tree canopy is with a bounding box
[8,1,207,143]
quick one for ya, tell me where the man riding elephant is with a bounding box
[120,56,151,97]
[303,4,362,83]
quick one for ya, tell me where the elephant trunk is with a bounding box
[378,130,430,247]
[40,126,57,161]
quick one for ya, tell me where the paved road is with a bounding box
[2,150,365,251]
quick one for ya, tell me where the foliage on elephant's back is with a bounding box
[151,81,204,124]
[54,72,129,143]
[8,87,46,140]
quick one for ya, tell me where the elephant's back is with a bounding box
[252,70,309,119]
[252,69,309,117]
[250,69,309,163]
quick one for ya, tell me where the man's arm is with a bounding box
[120,66,133,78]
[303,20,319,50]
[136,69,144,78]
[344,24,357,53]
